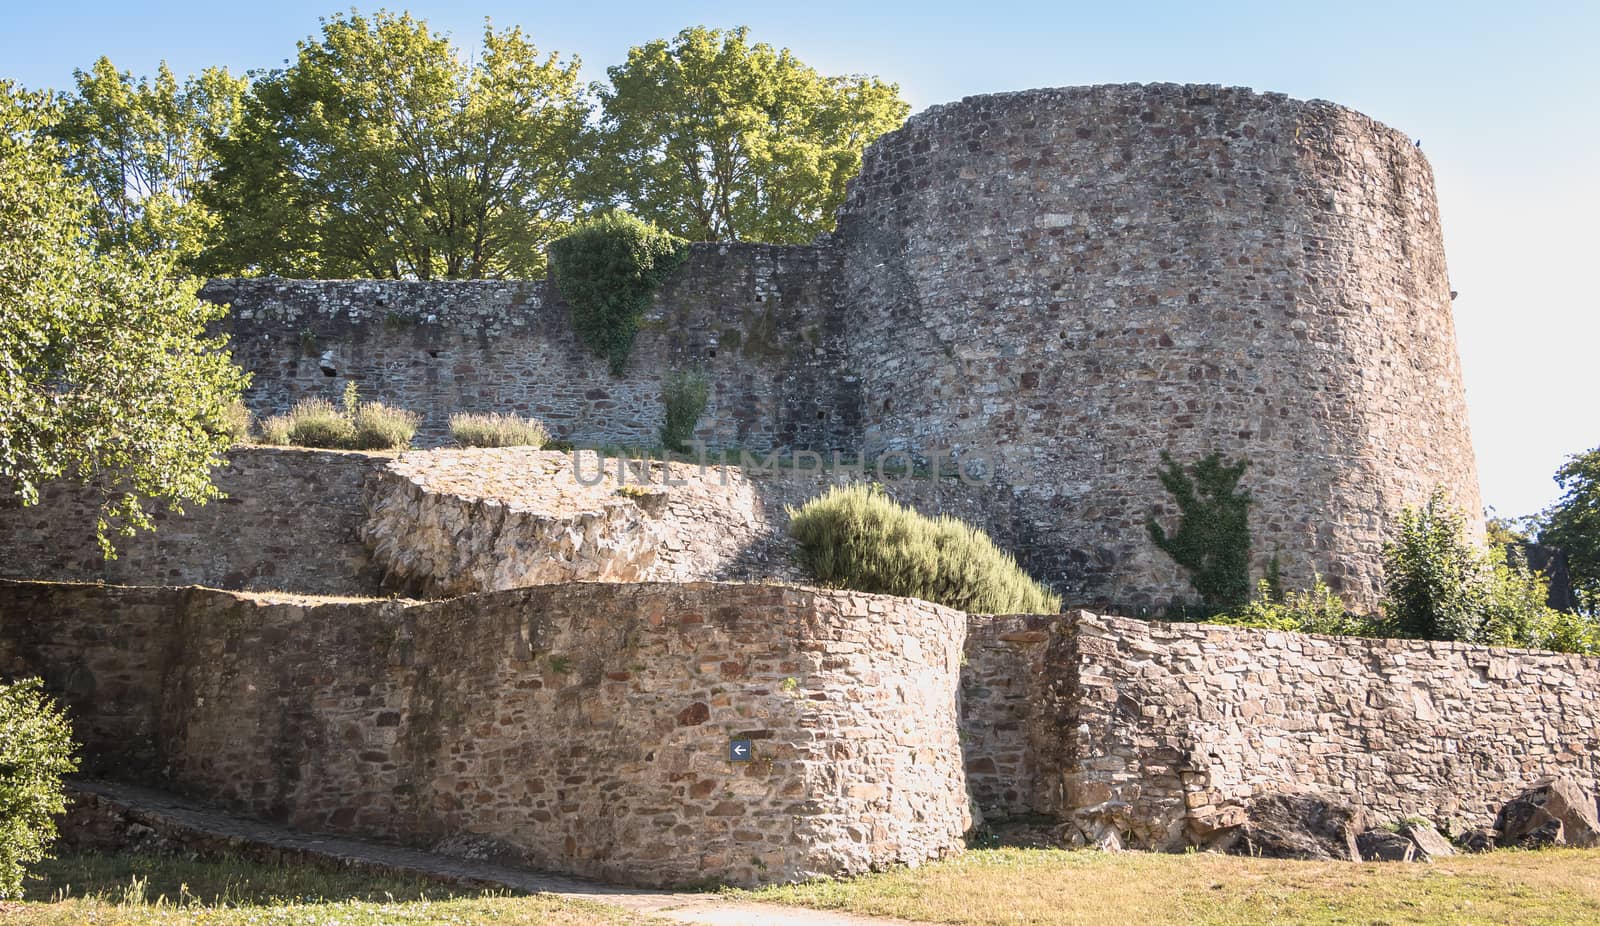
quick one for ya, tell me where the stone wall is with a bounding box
[0,579,969,888]
[207,241,855,452]
[199,83,1483,613]
[968,611,1600,847]
[959,615,1053,818]
[836,83,1482,612]
[0,448,382,596]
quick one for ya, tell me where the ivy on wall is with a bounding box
[1147,451,1253,613]
[548,211,689,375]
[660,370,710,452]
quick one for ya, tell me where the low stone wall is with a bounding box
[959,615,1053,819]
[0,579,969,887]
[0,448,383,596]
[358,446,1030,597]
[1051,613,1600,847]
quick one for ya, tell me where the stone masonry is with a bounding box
[0,579,969,888]
[7,576,1599,876]
[204,83,1482,613]
[957,610,1600,848]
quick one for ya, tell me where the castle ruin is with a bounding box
[0,85,1559,891]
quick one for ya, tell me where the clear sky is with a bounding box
[2,0,1595,519]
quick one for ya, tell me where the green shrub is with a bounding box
[660,371,709,453]
[1381,490,1493,642]
[1377,489,1597,652]
[218,399,253,445]
[1210,577,1380,637]
[0,678,78,899]
[1147,452,1253,613]
[266,385,417,451]
[450,412,549,448]
[257,414,291,446]
[787,483,1061,614]
[283,397,356,448]
[548,211,689,375]
[349,401,419,451]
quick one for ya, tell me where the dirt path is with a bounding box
[65,781,924,926]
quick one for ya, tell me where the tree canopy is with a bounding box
[592,26,908,243]
[1539,446,1600,614]
[202,11,589,279]
[24,18,908,276]
[51,56,246,271]
[0,82,246,551]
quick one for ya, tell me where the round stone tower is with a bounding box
[835,83,1481,612]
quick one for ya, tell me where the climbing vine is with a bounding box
[548,211,689,375]
[659,370,710,453]
[1147,451,1253,613]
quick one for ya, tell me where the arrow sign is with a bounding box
[728,738,753,762]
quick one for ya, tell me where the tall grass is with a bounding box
[450,412,549,448]
[787,484,1061,614]
[250,385,416,451]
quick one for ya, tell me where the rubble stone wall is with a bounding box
[0,579,969,888]
[835,83,1482,610]
[206,242,855,452]
[1037,612,1600,847]
[0,448,383,596]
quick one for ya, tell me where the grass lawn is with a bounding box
[4,852,658,925]
[745,847,1600,926]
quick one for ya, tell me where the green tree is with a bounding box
[202,11,587,279]
[1381,490,1594,651]
[1539,446,1600,615]
[0,679,78,900]
[1381,490,1485,641]
[1147,452,1253,612]
[593,26,908,243]
[1,82,246,552]
[50,57,246,270]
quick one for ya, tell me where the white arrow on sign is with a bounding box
[733,743,749,757]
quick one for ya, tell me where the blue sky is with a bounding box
[3,0,1595,518]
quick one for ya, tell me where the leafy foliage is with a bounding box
[1380,490,1597,652]
[1147,452,1253,612]
[1538,445,1600,615]
[201,11,588,278]
[659,371,709,452]
[450,412,549,448]
[548,211,689,374]
[50,56,246,271]
[592,26,909,242]
[788,484,1061,614]
[1382,490,1492,642]
[0,678,78,900]
[0,81,246,554]
[1209,577,1380,637]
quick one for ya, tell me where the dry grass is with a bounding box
[747,847,1600,926]
[450,411,550,448]
[11,852,654,925]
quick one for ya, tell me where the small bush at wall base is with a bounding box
[660,371,709,453]
[0,678,78,900]
[218,399,253,446]
[350,402,420,451]
[450,413,550,448]
[1209,577,1381,637]
[283,397,356,448]
[253,385,417,451]
[788,483,1061,614]
[548,211,689,375]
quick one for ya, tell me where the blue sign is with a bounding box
[728,739,753,762]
